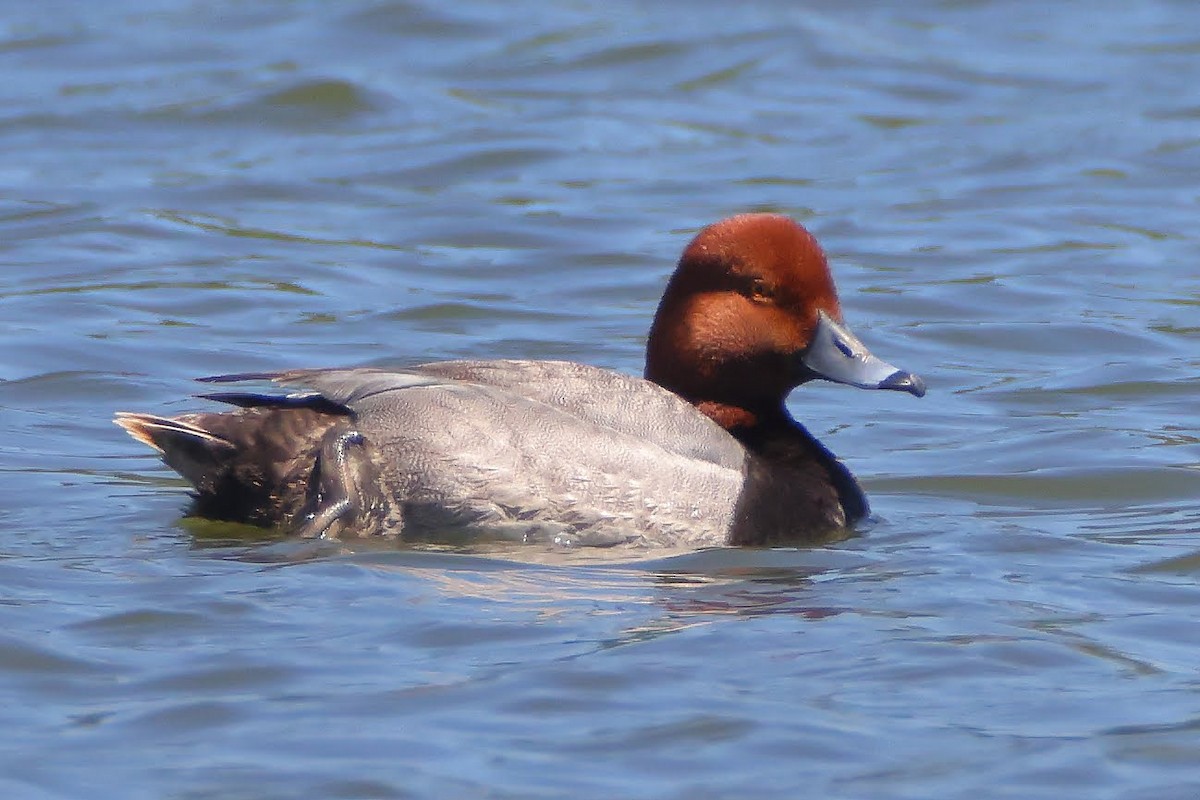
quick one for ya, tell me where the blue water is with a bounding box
[3,2,1200,798]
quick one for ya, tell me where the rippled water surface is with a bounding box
[3,2,1200,798]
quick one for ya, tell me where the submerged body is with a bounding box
[117,214,924,547]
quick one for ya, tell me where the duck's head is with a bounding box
[645,213,924,429]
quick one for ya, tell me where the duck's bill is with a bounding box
[800,312,926,398]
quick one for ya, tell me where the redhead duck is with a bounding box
[116,214,924,548]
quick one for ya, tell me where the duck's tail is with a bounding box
[114,401,351,528]
[114,413,237,491]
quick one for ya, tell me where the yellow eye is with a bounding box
[749,278,775,302]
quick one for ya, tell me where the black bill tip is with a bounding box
[879,370,926,398]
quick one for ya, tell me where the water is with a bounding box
[3,1,1200,797]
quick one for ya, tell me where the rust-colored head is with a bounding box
[645,214,921,430]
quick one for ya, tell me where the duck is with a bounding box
[116,213,924,548]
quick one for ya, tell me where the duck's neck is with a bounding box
[694,398,869,527]
[644,340,868,526]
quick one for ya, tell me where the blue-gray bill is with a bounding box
[801,311,926,398]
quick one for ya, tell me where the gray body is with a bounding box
[118,360,760,548]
